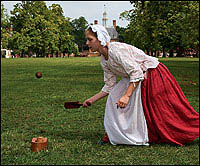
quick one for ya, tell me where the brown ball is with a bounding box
[35,72,42,78]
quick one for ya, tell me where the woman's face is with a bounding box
[85,30,101,52]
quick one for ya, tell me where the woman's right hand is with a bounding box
[82,100,92,107]
[82,91,108,108]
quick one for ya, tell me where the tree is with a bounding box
[120,1,199,57]
[1,3,10,50]
[71,16,89,52]
[48,4,79,56]
[8,1,79,57]
[116,26,126,42]
[9,1,50,56]
[174,1,199,56]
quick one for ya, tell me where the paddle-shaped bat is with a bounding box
[64,101,91,109]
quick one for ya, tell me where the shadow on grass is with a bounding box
[42,127,199,147]
[42,129,104,144]
[148,138,199,147]
[184,138,199,146]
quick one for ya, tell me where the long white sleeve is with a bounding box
[100,56,117,93]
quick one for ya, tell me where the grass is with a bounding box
[1,57,199,165]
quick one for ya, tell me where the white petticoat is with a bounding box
[104,78,149,145]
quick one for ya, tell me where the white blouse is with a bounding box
[100,42,159,93]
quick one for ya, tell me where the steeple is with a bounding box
[102,4,108,27]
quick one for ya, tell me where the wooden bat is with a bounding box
[64,101,91,109]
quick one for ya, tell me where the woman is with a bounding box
[82,24,199,146]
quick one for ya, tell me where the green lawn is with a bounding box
[1,57,199,165]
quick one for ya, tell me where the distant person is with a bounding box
[82,25,199,146]
[15,54,18,58]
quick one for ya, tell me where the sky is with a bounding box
[2,1,133,27]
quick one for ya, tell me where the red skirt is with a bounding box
[141,63,199,146]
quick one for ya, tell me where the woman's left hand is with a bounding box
[116,95,130,109]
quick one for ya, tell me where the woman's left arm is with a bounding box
[116,81,139,109]
[111,44,144,109]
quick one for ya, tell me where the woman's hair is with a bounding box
[86,27,97,38]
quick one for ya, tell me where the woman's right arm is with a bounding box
[82,91,108,107]
[83,56,116,107]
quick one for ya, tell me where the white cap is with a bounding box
[88,24,111,47]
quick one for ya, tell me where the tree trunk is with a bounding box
[176,46,184,57]
[154,50,157,57]
[151,50,154,57]
[21,50,24,57]
[81,44,84,52]
[169,49,173,57]
[28,47,33,57]
[162,47,166,57]
[146,48,149,55]
[195,45,199,57]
